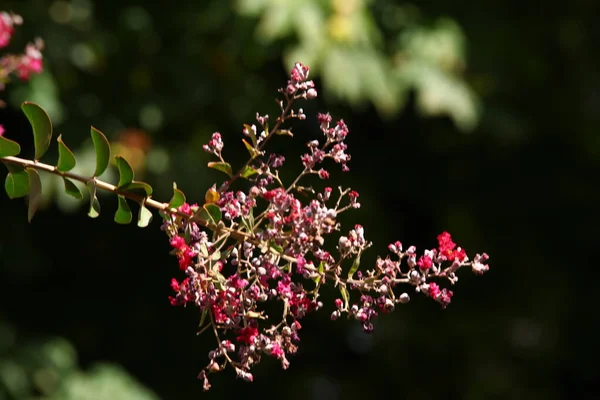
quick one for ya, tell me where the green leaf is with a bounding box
[122,181,153,196]
[347,252,362,279]
[0,136,21,157]
[4,166,29,199]
[90,127,111,177]
[193,203,222,225]
[339,285,350,308]
[197,308,208,330]
[313,261,325,283]
[115,156,134,188]
[114,195,132,224]
[242,139,259,158]
[243,124,258,147]
[63,177,83,199]
[22,102,52,160]
[274,128,293,137]
[269,242,284,254]
[26,168,42,222]
[56,135,77,172]
[169,182,186,209]
[86,181,100,218]
[137,200,153,228]
[207,161,232,177]
[241,165,259,178]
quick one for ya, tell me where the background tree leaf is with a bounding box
[21,102,53,160]
[114,195,132,224]
[0,136,21,157]
[115,156,134,188]
[90,127,111,177]
[26,168,42,222]
[56,135,77,172]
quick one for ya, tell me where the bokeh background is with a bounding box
[1,0,599,399]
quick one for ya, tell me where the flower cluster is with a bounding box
[0,11,44,98]
[159,62,491,390]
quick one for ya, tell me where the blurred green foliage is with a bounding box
[0,319,158,400]
[1,0,599,399]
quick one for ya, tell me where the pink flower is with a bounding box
[417,255,433,271]
[0,124,5,137]
[0,13,16,49]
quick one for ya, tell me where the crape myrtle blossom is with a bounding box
[0,12,44,96]
[160,62,490,390]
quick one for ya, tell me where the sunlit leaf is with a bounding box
[86,182,101,218]
[22,102,52,160]
[193,203,222,225]
[204,186,220,204]
[240,165,259,178]
[26,168,42,222]
[242,139,259,158]
[168,182,186,209]
[208,161,232,177]
[137,200,153,228]
[313,261,324,283]
[115,156,134,188]
[0,136,21,157]
[90,127,111,177]
[339,285,350,308]
[114,195,132,224]
[63,177,83,199]
[56,134,77,172]
[243,124,258,148]
[274,129,293,137]
[347,252,361,279]
[4,165,29,199]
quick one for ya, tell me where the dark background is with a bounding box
[1,1,599,399]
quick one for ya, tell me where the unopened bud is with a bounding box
[399,293,410,304]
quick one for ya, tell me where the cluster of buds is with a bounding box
[0,11,44,98]
[160,62,490,390]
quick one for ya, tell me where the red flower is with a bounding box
[236,326,259,344]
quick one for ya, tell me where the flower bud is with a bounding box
[399,293,410,304]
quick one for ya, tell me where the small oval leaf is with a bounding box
[207,161,232,177]
[169,182,186,209]
[63,177,83,199]
[115,195,132,224]
[26,168,42,222]
[204,186,220,204]
[0,136,21,157]
[193,203,222,225]
[115,156,134,188]
[22,102,52,160]
[137,200,153,228]
[347,252,362,279]
[240,165,259,179]
[56,135,77,172]
[86,181,100,218]
[91,127,111,177]
[122,181,153,196]
[5,167,29,199]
